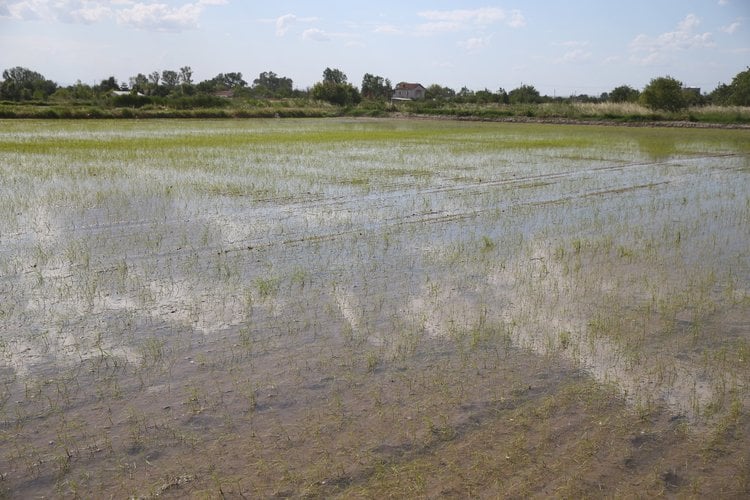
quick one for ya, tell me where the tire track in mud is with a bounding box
[1,151,742,289]
[2,152,742,255]
[200,151,748,250]
[129,152,741,262]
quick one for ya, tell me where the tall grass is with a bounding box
[398,100,750,124]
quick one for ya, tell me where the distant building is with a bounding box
[683,87,701,97]
[112,90,145,97]
[392,82,426,100]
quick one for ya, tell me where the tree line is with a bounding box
[2,65,749,111]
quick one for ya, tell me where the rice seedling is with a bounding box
[0,117,748,497]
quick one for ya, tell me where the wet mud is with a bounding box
[0,118,749,497]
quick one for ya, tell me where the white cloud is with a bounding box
[507,9,525,28]
[718,0,729,5]
[117,3,203,31]
[416,21,462,34]
[554,41,591,64]
[373,24,400,34]
[678,13,700,32]
[458,35,491,53]
[0,0,73,21]
[557,48,592,63]
[629,14,715,65]
[603,55,622,64]
[432,61,454,68]
[0,0,225,31]
[274,13,318,37]
[275,13,296,36]
[419,7,506,24]
[2,0,48,20]
[417,7,525,29]
[302,28,330,42]
[721,21,741,34]
[631,51,662,66]
[556,40,589,47]
[66,3,112,24]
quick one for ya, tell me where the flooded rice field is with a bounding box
[0,118,749,497]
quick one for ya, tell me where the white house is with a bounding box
[392,82,426,100]
[112,90,146,97]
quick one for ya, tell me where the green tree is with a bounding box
[161,70,180,89]
[311,81,361,106]
[129,73,149,94]
[196,72,247,94]
[360,73,392,100]
[709,83,732,105]
[195,79,216,94]
[252,71,293,97]
[640,76,686,111]
[144,71,164,96]
[496,87,509,104]
[508,84,541,104]
[322,67,347,85]
[681,87,704,107]
[725,67,750,106]
[311,68,359,106]
[69,80,95,100]
[457,86,473,99]
[98,76,119,93]
[311,68,360,106]
[608,85,640,103]
[425,84,455,100]
[177,66,195,95]
[221,72,246,89]
[179,66,193,85]
[0,66,57,101]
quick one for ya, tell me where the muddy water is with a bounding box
[0,119,749,497]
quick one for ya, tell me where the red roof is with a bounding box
[395,82,424,90]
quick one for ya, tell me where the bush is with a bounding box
[508,85,542,104]
[310,81,361,106]
[167,95,229,109]
[86,107,107,118]
[111,94,152,108]
[608,85,640,103]
[640,76,686,112]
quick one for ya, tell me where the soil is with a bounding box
[0,118,748,497]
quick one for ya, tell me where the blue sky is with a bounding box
[1,0,748,96]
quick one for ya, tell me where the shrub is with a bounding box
[310,81,361,106]
[167,95,229,109]
[640,76,686,112]
[112,94,152,108]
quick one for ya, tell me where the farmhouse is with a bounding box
[111,90,146,97]
[392,82,426,100]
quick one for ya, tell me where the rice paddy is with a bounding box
[0,118,749,497]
